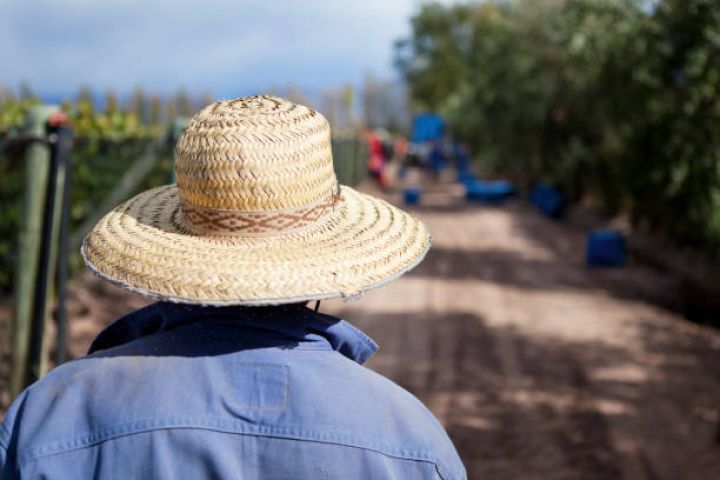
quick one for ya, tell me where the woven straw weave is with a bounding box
[82,95,431,305]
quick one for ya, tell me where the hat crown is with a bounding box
[175,96,338,236]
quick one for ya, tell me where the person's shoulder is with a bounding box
[289,353,466,479]
[0,357,88,465]
[361,366,460,453]
[1,351,154,452]
[2,354,100,423]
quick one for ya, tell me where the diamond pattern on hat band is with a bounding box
[180,190,340,237]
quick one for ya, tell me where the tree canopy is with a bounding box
[396,0,720,252]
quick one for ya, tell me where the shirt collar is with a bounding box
[88,302,378,365]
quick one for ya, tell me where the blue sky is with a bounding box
[0,0,443,100]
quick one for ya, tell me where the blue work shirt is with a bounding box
[1,303,466,479]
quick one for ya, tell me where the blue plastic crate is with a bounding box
[466,180,515,204]
[530,184,565,218]
[586,229,626,267]
[404,188,422,205]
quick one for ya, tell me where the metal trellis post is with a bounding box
[10,105,58,396]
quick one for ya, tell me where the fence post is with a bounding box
[31,113,72,380]
[49,123,74,367]
[10,105,58,396]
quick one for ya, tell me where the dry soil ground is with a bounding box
[2,181,720,480]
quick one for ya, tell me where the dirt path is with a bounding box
[3,181,720,479]
[321,182,720,480]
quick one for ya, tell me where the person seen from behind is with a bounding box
[0,96,466,479]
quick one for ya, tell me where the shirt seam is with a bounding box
[17,419,456,477]
[0,422,10,450]
[21,425,449,476]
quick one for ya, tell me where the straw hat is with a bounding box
[81,95,431,305]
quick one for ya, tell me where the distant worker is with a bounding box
[367,129,390,189]
[0,96,466,480]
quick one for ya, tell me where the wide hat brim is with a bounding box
[81,184,431,306]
